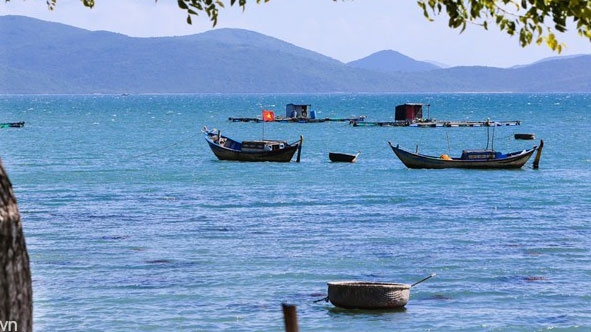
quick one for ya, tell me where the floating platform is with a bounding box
[229,116,366,123]
[350,120,521,127]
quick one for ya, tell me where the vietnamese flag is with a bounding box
[262,110,275,122]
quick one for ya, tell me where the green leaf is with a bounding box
[178,0,188,10]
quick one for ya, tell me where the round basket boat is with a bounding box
[327,281,411,309]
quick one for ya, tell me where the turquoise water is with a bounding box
[1,93,590,331]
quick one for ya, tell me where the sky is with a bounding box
[2,0,591,68]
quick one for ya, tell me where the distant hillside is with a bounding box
[347,50,440,73]
[1,15,591,93]
[426,55,591,92]
[0,15,405,94]
[510,55,591,91]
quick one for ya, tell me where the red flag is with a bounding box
[262,110,275,122]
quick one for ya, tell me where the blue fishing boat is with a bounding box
[203,127,303,162]
[388,140,543,169]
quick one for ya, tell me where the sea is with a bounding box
[1,93,590,331]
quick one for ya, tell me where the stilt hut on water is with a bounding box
[395,103,424,124]
[286,103,315,119]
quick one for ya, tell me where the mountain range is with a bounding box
[1,15,591,94]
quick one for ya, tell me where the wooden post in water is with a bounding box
[282,303,299,332]
[0,159,33,332]
[533,140,544,169]
[295,135,303,163]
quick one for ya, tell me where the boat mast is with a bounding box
[484,118,497,151]
[485,118,490,150]
[260,104,275,141]
[261,105,266,140]
[491,122,496,151]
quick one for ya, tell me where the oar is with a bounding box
[313,296,329,303]
[411,273,436,288]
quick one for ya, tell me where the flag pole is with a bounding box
[261,108,275,141]
[262,107,265,140]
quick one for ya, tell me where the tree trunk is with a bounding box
[0,159,32,332]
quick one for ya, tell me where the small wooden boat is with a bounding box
[327,281,410,309]
[325,274,435,310]
[0,122,25,128]
[514,133,535,140]
[388,141,542,169]
[203,128,303,162]
[329,152,359,163]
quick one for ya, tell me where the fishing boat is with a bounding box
[329,152,359,163]
[388,140,543,169]
[323,274,435,310]
[327,281,410,309]
[0,122,25,128]
[203,127,303,162]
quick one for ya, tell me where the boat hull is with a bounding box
[388,142,537,169]
[327,281,411,309]
[514,133,535,140]
[0,122,25,128]
[329,152,359,163]
[204,130,302,162]
[207,140,299,162]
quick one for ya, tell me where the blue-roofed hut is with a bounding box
[286,103,314,119]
